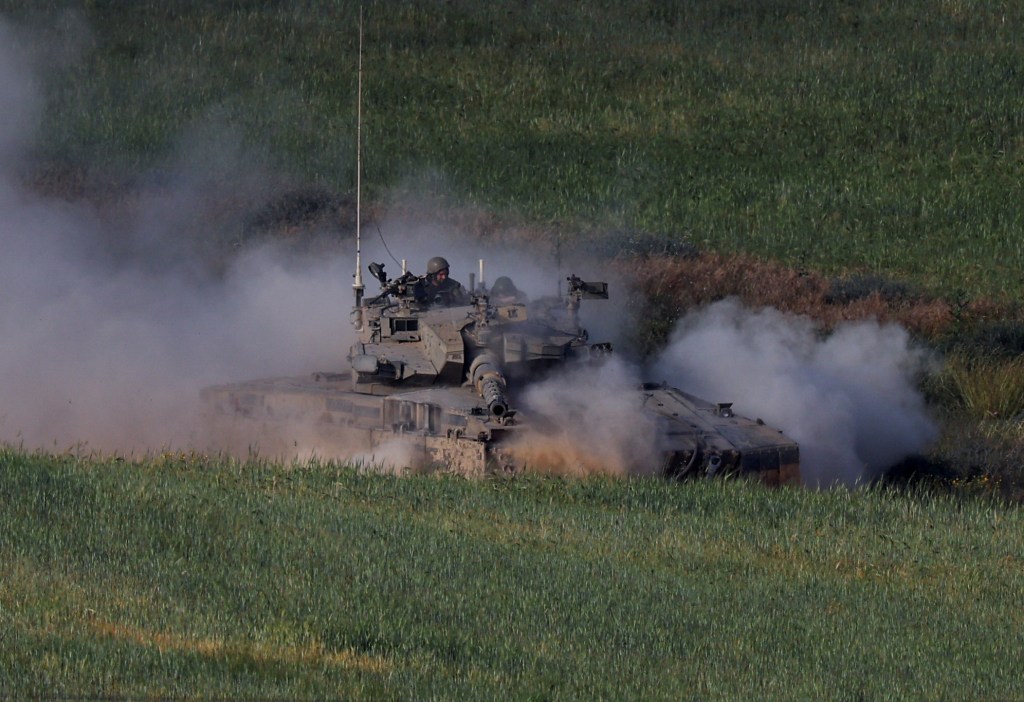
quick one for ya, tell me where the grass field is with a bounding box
[4,2,1024,697]
[3,448,1023,700]
[2,0,1023,300]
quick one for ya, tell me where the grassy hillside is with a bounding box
[3,5,1024,696]
[2,0,1023,300]
[3,447,1023,699]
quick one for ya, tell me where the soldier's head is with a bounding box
[490,276,519,302]
[426,256,450,282]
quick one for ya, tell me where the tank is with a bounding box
[201,261,800,485]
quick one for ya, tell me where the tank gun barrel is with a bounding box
[469,354,511,418]
[479,376,509,417]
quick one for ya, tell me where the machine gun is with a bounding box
[365,262,422,305]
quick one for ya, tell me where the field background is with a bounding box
[4,0,1023,300]
[4,449,1024,700]
[2,0,1024,698]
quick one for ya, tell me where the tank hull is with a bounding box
[201,374,800,485]
[638,383,800,486]
[200,373,522,475]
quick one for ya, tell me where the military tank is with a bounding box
[201,257,800,485]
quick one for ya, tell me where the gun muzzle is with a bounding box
[480,376,508,417]
[470,354,511,418]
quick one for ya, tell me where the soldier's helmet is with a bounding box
[426,256,450,276]
[491,276,518,298]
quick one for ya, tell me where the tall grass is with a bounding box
[2,447,1023,699]
[2,1,1023,299]
[933,351,1024,419]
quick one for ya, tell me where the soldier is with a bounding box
[416,256,468,307]
[490,276,527,304]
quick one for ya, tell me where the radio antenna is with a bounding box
[352,5,365,307]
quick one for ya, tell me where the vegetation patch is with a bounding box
[3,448,1024,699]
[3,2,1024,694]
[628,253,958,351]
[4,0,1024,300]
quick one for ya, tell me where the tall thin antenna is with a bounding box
[353,5,365,307]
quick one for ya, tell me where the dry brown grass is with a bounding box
[88,616,392,673]
[629,252,962,339]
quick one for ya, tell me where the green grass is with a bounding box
[3,5,1024,694]
[2,1,1024,299]
[2,447,1023,699]
[932,351,1024,419]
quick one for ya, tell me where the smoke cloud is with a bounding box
[0,18,356,455]
[651,299,938,486]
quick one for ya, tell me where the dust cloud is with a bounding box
[511,358,662,476]
[0,15,578,461]
[512,297,937,485]
[0,18,356,455]
[651,299,938,486]
[1,15,937,484]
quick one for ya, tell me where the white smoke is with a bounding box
[651,299,938,486]
[0,198,358,454]
[0,18,356,454]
